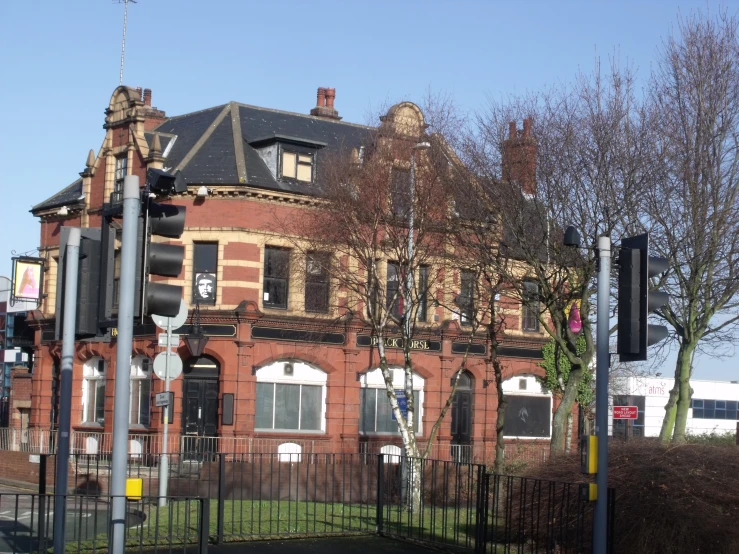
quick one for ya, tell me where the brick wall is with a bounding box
[1,451,56,490]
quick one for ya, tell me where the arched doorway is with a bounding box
[182,355,220,458]
[451,371,473,462]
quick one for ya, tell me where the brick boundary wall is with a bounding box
[0,451,79,492]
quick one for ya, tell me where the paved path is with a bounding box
[204,535,450,553]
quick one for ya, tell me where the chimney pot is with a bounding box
[326,88,336,109]
[317,87,326,107]
[143,88,152,107]
[508,121,516,139]
[523,118,532,137]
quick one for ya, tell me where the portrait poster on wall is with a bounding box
[11,257,44,305]
[193,272,217,305]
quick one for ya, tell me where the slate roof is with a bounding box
[32,178,83,212]
[33,102,375,214]
[154,102,373,194]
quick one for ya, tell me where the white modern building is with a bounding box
[609,376,739,438]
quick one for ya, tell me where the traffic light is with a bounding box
[617,233,669,362]
[139,170,187,319]
[55,227,102,339]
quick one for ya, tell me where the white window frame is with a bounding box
[255,361,327,433]
[280,150,313,183]
[501,374,552,440]
[130,355,152,426]
[114,155,128,194]
[360,367,424,435]
[82,357,106,425]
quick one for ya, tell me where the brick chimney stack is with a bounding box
[502,117,536,196]
[143,88,152,106]
[310,86,342,120]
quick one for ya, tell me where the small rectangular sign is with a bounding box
[391,390,408,421]
[613,406,638,419]
[155,392,171,407]
[158,333,179,348]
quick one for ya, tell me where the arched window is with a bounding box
[130,356,152,426]
[82,357,106,425]
[359,367,424,435]
[255,361,326,432]
[502,375,552,439]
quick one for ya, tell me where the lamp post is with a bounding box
[405,141,431,341]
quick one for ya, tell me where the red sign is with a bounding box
[613,406,638,419]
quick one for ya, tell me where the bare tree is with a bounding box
[441,188,514,471]
[469,59,650,454]
[646,11,739,444]
[275,100,467,510]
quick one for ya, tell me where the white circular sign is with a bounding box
[152,299,188,331]
[153,351,183,380]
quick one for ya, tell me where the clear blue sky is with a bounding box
[0,0,735,380]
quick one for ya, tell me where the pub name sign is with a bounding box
[356,335,442,352]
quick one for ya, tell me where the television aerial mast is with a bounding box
[115,0,137,86]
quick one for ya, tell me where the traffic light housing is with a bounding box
[139,175,186,319]
[617,233,669,362]
[55,227,103,339]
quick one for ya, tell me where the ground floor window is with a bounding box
[360,388,421,434]
[130,356,152,426]
[256,383,322,431]
[359,367,424,435]
[254,360,326,432]
[502,375,552,438]
[504,395,551,438]
[82,357,106,425]
[613,395,646,438]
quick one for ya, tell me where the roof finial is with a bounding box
[86,149,95,169]
[151,134,161,155]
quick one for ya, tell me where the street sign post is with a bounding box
[155,392,170,407]
[153,351,183,380]
[153,299,187,507]
[613,406,639,419]
[158,333,180,348]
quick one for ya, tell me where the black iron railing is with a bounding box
[0,493,206,554]
[26,453,615,552]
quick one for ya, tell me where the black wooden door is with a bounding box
[451,390,472,444]
[183,379,219,436]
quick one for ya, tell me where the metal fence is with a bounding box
[0,428,551,466]
[26,452,613,553]
[0,493,206,554]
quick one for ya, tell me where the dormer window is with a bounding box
[281,150,313,183]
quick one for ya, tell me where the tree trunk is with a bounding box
[408,456,422,514]
[493,360,506,474]
[550,368,583,455]
[659,346,688,445]
[565,411,573,454]
[672,343,696,444]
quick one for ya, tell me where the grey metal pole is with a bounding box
[110,175,141,554]
[53,227,81,554]
[158,318,171,507]
[405,151,416,340]
[594,235,611,554]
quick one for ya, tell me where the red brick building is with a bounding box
[23,86,563,463]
